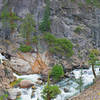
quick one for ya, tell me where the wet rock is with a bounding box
[81,64,89,69]
[19,80,34,88]
[62,60,72,72]
[64,72,70,78]
[8,88,21,100]
[37,78,42,81]
[36,81,43,85]
[31,90,35,98]
[41,75,48,82]
[64,88,69,93]
[32,86,37,90]
[41,67,51,76]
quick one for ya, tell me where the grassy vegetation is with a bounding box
[74,26,84,34]
[0,94,8,100]
[19,44,32,52]
[10,78,23,87]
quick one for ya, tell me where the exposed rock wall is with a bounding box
[0,0,100,57]
[0,63,15,89]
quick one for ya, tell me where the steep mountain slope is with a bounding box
[0,0,100,67]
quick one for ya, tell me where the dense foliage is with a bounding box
[44,33,74,58]
[39,0,50,32]
[50,64,64,81]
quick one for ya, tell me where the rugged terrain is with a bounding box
[0,0,100,100]
[0,0,100,70]
[69,79,100,100]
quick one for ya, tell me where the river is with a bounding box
[14,66,100,100]
[0,53,100,100]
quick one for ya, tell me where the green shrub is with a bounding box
[0,94,8,100]
[32,36,38,44]
[74,26,83,34]
[50,64,64,81]
[44,33,74,58]
[86,0,100,7]
[44,32,56,45]
[19,45,32,52]
[90,49,100,56]
[10,78,23,87]
[42,85,61,100]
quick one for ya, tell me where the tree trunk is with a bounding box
[92,64,96,79]
[26,33,30,45]
[47,94,51,100]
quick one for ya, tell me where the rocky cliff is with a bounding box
[0,0,100,64]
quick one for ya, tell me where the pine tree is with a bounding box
[20,14,36,45]
[42,73,61,100]
[75,69,84,93]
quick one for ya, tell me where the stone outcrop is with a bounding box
[10,57,33,74]
[0,64,15,89]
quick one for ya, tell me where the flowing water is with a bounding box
[0,54,100,100]
[14,66,100,100]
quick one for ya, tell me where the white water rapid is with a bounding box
[0,53,100,100]
[13,66,100,100]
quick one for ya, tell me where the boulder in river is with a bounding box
[8,88,21,100]
[64,88,69,93]
[36,80,43,85]
[31,90,35,98]
[19,80,34,88]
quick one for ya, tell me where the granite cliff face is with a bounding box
[0,0,100,59]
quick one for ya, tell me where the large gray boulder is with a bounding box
[10,57,33,74]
